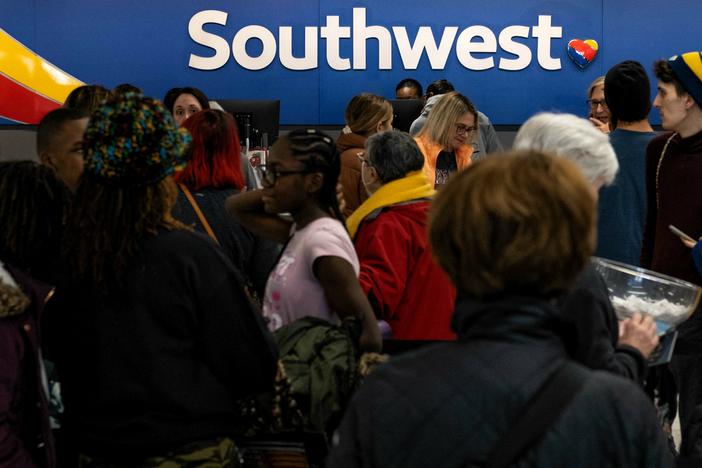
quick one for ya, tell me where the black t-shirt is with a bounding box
[434,150,457,188]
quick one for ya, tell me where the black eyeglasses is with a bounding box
[455,124,477,136]
[256,164,311,186]
[586,98,608,109]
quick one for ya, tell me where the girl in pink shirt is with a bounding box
[226,129,381,352]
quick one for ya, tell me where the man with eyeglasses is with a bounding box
[587,76,611,134]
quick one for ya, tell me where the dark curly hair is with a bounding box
[63,175,185,290]
[0,161,71,283]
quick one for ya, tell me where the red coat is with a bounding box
[354,201,456,340]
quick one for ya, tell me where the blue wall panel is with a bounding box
[1,0,699,124]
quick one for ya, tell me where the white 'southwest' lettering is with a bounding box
[188,9,562,72]
[188,10,230,70]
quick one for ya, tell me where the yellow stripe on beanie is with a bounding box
[682,52,702,82]
[669,51,702,107]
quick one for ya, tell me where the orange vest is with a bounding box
[414,133,473,185]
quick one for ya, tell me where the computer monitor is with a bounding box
[390,99,424,133]
[215,99,280,147]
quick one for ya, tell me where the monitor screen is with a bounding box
[389,99,425,134]
[215,99,280,147]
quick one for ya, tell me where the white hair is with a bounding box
[513,112,618,185]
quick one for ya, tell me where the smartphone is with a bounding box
[648,330,679,367]
[669,225,695,243]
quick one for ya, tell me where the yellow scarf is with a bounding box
[346,170,435,238]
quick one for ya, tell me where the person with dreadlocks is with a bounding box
[0,161,70,467]
[226,129,382,352]
[44,92,278,466]
[0,161,71,285]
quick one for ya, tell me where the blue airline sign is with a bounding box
[2,0,700,125]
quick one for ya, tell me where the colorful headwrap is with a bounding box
[83,91,191,185]
[668,52,702,107]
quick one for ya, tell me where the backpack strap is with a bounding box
[485,363,587,468]
[178,184,220,246]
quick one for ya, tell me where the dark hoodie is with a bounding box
[0,262,55,467]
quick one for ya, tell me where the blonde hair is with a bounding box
[417,91,477,150]
[344,93,393,136]
[429,150,596,298]
[588,76,605,98]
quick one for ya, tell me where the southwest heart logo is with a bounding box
[567,39,599,69]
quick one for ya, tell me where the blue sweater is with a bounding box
[596,129,656,265]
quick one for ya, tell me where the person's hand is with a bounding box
[589,117,610,134]
[682,236,701,249]
[683,238,697,248]
[618,312,659,359]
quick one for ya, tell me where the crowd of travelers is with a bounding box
[2,49,702,467]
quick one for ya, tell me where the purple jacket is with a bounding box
[0,264,55,468]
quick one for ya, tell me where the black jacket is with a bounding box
[328,295,672,468]
[172,187,279,297]
[46,230,278,461]
[561,263,647,382]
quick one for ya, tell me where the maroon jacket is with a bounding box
[0,264,55,468]
[641,130,702,284]
[354,201,457,340]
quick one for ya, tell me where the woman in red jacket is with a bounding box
[347,131,456,340]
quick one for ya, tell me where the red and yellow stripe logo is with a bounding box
[0,28,84,123]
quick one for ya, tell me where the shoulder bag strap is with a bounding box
[178,183,220,246]
[484,363,587,468]
[178,184,264,305]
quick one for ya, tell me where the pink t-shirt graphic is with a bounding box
[263,217,360,331]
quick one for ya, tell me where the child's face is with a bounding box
[260,138,312,214]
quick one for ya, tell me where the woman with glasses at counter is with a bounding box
[414,91,477,188]
[587,76,611,134]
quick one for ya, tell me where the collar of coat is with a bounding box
[0,277,29,318]
[451,293,571,346]
[346,170,435,238]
